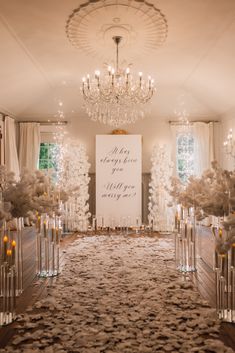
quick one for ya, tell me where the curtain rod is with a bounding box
[18,121,68,126]
[169,120,220,125]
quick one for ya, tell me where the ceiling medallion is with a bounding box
[66,0,168,61]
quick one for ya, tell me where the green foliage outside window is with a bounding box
[39,143,60,180]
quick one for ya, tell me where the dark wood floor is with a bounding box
[0,227,234,350]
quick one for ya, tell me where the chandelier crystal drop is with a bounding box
[81,36,155,127]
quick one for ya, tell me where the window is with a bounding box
[176,133,194,183]
[39,143,60,180]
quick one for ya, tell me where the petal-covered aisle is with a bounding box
[1,235,234,353]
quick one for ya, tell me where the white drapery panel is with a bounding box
[193,122,215,177]
[5,116,20,179]
[19,122,40,171]
[0,114,4,165]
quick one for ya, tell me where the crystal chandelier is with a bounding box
[81,36,155,127]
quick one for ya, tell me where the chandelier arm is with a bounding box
[80,36,155,126]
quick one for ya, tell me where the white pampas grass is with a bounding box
[148,144,174,232]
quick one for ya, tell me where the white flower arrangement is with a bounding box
[148,144,174,232]
[169,161,235,251]
[0,166,68,224]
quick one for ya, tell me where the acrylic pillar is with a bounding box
[214,243,235,323]
[0,264,16,326]
[0,224,17,326]
[36,216,61,277]
[15,218,23,296]
[0,220,23,297]
[174,210,197,273]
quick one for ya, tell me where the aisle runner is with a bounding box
[1,236,234,353]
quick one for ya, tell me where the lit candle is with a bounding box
[7,249,12,266]
[219,228,223,238]
[3,235,8,262]
[12,240,16,266]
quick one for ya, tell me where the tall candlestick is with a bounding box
[43,221,47,238]
[232,243,235,267]
[3,235,8,262]
[11,240,16,266]
[7,249,12,266]
[184,221,187,238]
[52,228,55,243]
[190,225,193,241]
[56,228,60,244]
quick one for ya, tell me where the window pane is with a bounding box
[39,142,60,183]
[39,146,48,160]
[39,159,48,169]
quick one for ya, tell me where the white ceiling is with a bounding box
[0,0,235,123]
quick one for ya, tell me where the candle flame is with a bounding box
[7,249,12,256]
[12,240,16,247]
[3,235,8,243]
[219,228,223,238]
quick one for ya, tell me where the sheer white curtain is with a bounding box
[193,122,214,177]
[5,116,20,179]
[19,122,40,171]
[170,124,179,176]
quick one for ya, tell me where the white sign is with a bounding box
[96,135,142,227]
